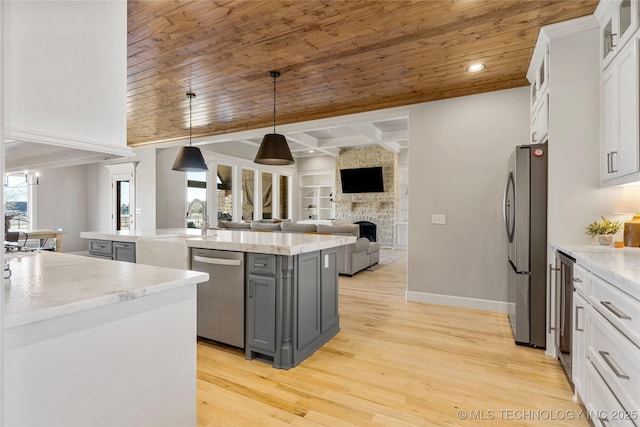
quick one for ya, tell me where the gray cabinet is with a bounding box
[88,239,113,259]
[245,247,340,369]
[113,242,136,263]
[295,252,322,355]
[321,248,339,333]
[247,273,276,354]
[87,239,136,263]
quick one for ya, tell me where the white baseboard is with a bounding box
[405,291,511,314]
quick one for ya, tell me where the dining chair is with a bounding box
[5,231,30,251]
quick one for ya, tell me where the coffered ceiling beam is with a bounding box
[285,132,337,157]
[353,123,400,153]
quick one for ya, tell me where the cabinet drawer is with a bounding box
[588,273,640,346]
[89,239,112,256]
[586,360,637,427]
[247,254,276,276]
[587,305,640,415]
[574,264,587,296]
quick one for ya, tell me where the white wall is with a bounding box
[296,156,336,173]
[34,165,89,253]
[86,163,111,233]
[3,1,129,154]
[546,26,624,250]
[156,148,188,228]
[133,147,157,230]
[407,87,530,311]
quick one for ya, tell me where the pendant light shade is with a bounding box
[172,146,208,172]
[254,71,294,165]
[172,91,208,172]
[255,134,294,165]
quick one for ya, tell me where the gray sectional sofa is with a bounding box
[218,220,380,276]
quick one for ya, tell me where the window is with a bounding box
[241,169,254,221]
[115,179,131,230]
[187,171,207,228]
[262,172,272,219]
[279,175,290,219]
[4,173,35,231]
[216,165,233,222]
[106,164,136,232]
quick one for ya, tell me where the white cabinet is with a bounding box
[572,264,588,401]
[596,0,640,186]
[600,37,640,183]
[596,0,639,68]
[580,266,640,423]
[528,36,550,144]
[299,173,335,221]
[531,92,550,144]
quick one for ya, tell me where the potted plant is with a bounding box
[585,217,621,245]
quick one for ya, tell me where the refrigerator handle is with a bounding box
[503,173,515,242]
[559,264,566,336]
[548,263,561,333]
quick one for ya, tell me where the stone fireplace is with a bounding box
[334,146,398,247]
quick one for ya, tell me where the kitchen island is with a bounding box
[551,244,639,424]
[3,251,208,426]
[187,230,357,369]
[81,228,357,369]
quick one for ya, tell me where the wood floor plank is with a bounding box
[197,250,588,426]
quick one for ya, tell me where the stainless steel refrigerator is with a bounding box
[504,142,547,348]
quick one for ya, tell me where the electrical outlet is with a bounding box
[432,214,446,225]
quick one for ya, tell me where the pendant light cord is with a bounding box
[272,74,277,134]
[189,93,193,146]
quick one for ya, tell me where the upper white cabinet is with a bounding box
[527,35,550,144]
[601,38,640,182]
[597,0,639,68]
[596,0,640,186]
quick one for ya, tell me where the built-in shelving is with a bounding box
[299,172,335,221]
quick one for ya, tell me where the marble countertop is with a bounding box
[80,228,204,243]
[552,243,640,299]
[83,228,357,256]
[3,251,208,329]
[185,229,357,255]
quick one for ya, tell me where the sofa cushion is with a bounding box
[367,242,381,254]
[250,222,282,231]
[219,221,251,229]
[354,237,370,252]
[316,224,359,237]
[281,222,317,233]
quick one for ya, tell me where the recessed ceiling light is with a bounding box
[466,63,485,73]
[308,150,315,153]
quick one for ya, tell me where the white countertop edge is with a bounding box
[184,235,356,255]
[4,272,207,329]
[552,243,640,299]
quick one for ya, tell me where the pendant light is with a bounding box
[254,71,294,165]
[172,91,209,172]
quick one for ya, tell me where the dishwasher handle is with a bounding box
[193,255,242,266]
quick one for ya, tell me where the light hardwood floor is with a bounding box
[197,250,589,426]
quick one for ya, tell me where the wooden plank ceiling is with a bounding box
[127,0,598,147]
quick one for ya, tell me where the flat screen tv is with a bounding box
[340,166,384,193]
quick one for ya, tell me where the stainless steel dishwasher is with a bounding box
[191,248,245,348]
